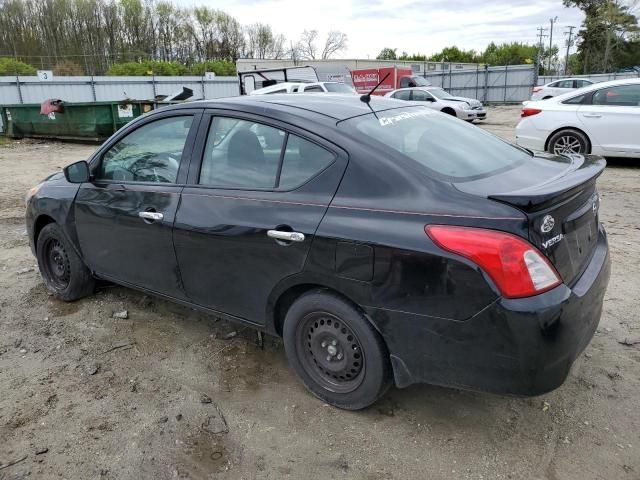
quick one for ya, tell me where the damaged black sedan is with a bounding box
[26,94,610,409]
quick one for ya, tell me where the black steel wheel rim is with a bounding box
[296,312,365,393]
[42,238,70,290]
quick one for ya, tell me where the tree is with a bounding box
[564,0,639,72]
[298,30,318,60]
[0,57,36,75]
[429,46,477,63]
[321,31,347,59]
[376,48,397,60]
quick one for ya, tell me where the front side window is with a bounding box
[98,116,192,183]
[592,85,640,106]
[342,107,529,181]
[412,90,433,102]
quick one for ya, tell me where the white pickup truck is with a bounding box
[249,81,356,95]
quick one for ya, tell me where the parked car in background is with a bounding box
[250,81,356,95]
[26,94,609,410]
[517,78,640,157]
[531,78,594,101]
[385,86,487,121]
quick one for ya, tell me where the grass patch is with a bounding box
[0,136,9,146]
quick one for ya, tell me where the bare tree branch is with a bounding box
[321,31,348,59]
[298,29,318,60]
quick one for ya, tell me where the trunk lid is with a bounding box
[455,153,606,284]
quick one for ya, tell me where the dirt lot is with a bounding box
[1,105,639,480]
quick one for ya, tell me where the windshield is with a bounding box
[412,76,431,87]
[342,107,530,181]
[427,87,453,99]
[325,83,355,93]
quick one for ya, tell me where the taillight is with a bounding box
[521,107,542,118]
[425,225,561,299]
[532,87,542,93]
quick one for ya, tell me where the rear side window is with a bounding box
[392,90,411,100]
[279,135,335,189]
[576,80,592,88]
[199,118,285,188]
[343,108,528,181]
[563,94,587,105]
[304,85,324,92]
[592,85,640,106]
[199,117,334,190]
[98,115,192,183]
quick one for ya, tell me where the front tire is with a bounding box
[36,223,95,301]
[283,290,391,410]
[547,129,590,155]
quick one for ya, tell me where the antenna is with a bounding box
[360,72,391,104]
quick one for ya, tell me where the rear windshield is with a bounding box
[342,107,529,181]
[325,83,355,93]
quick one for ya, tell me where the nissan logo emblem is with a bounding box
[541,215,555,233]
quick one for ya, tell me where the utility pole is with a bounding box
[536,26,548,75]
[548,16,558,75]
[564,26,576,75]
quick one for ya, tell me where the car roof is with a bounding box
[163,93,411,121]
[547,77,593,84]
[533,77,640,105]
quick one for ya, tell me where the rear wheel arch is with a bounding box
[271,283,382,339]
[545,127,592,154]
[542,95,553,100]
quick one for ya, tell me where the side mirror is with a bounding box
[64,160,90,183]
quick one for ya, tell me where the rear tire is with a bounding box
[283,290,391,410]
[547,129,590,155]
[36,223,95,301]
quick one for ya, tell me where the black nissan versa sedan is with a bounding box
[25,94,610,410]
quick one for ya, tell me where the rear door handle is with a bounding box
[582,113,602,118]
[267,230,305,242]
[138,211,164,221]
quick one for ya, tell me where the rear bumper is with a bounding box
[367,226,610,396]
[515,119,547,153]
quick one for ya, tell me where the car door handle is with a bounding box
[138,211,164,221]
[267,230,305,242]
[582,113,602,118]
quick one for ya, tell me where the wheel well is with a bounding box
[441,107,456,116]
[33,215,55,251]
[544,127,592,153]
[272,284,377,338]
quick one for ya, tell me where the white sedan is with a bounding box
[516,78,640,158]
[384,87,487,121]
[531,78,594,101]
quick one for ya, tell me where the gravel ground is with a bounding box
[1,105,639,480]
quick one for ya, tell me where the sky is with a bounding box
[179,0,585,58]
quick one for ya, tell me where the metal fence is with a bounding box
[537,71,640,85]
[0,75,240,132]
[422,65,536,103]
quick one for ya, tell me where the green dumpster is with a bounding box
[0,101,155,142]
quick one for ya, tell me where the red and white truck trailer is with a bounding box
[351,67,431,95]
